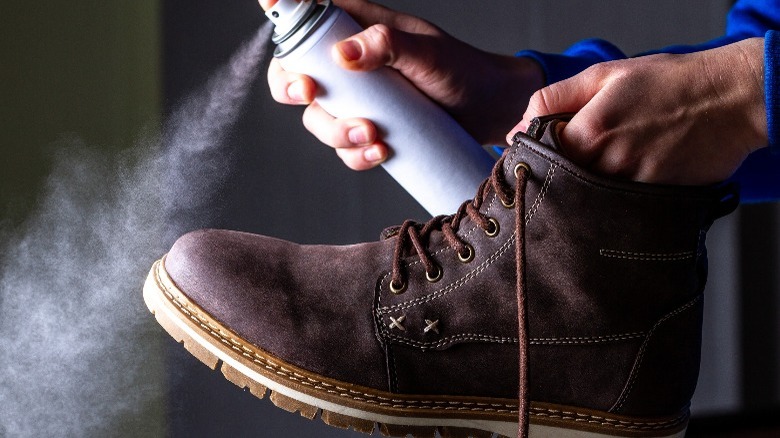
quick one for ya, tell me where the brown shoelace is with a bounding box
[389,154,531,438]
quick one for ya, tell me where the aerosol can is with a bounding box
[265,0,495,216]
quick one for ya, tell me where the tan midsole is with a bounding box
[144,258,688,438]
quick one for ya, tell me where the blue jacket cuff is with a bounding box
[766,30,779,154]
[516,38,627,85]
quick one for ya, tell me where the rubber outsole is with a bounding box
[143,258,688,438]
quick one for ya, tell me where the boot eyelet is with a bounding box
[389,279,407,294]
[484,218,500,237]
[514,162,531,178]
[501,197,515,209]
[426,264,443,283]
[457,244,475,263]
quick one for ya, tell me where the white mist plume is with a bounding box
[0,21,273,437]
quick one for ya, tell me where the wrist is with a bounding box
[511,56,545,98]
[730,38,767,154]
[699,38,767,156]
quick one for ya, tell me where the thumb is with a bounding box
[518,67,602,131]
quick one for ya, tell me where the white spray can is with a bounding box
[265,0,495,216]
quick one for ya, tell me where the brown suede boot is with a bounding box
[144,117,738,437]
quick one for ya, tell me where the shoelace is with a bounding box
[388,154,531,438]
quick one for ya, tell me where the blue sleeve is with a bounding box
[767,30,779,155]
[518,0,780,84]
[734,29,780,203]
[516,39,627,85]
[517,0,780,203]
[727,0,780,38]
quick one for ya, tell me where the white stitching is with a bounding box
[378,234,516,313]
[529,407,688,431]
[155,264,518,411]
[160,262,689,430]
[379,329,646,349]
[388,315,407,331]
[526,163,556,224]
[376,160,556,314]
[382,331,519,349]
[423,319,440,334]
[530,333,645,345]
[599,249,695,262]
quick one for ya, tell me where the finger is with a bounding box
[505,120,525,145]
[335,143,388,170]
[267,58,316,104]
[520,64,609,126]
[332,23,440,77]
[555,88,620,166]
[510,77,594,142]
[302,101,380,149]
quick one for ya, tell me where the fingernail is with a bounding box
[337,39,362,62]
[287,80,305,102]
[363,147,384,163]
[348,126,369,145]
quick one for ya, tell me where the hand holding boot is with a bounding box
[262,0,543,170]
[515,37,768,185]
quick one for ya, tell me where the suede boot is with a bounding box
[144,117,738,437]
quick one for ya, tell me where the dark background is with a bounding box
[1,1,777,436]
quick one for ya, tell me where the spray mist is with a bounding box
[265,0,495,216]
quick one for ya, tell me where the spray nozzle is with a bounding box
[266,0,318,36]
[265,0,332,55]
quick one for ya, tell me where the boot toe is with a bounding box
[163,228,390,390]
